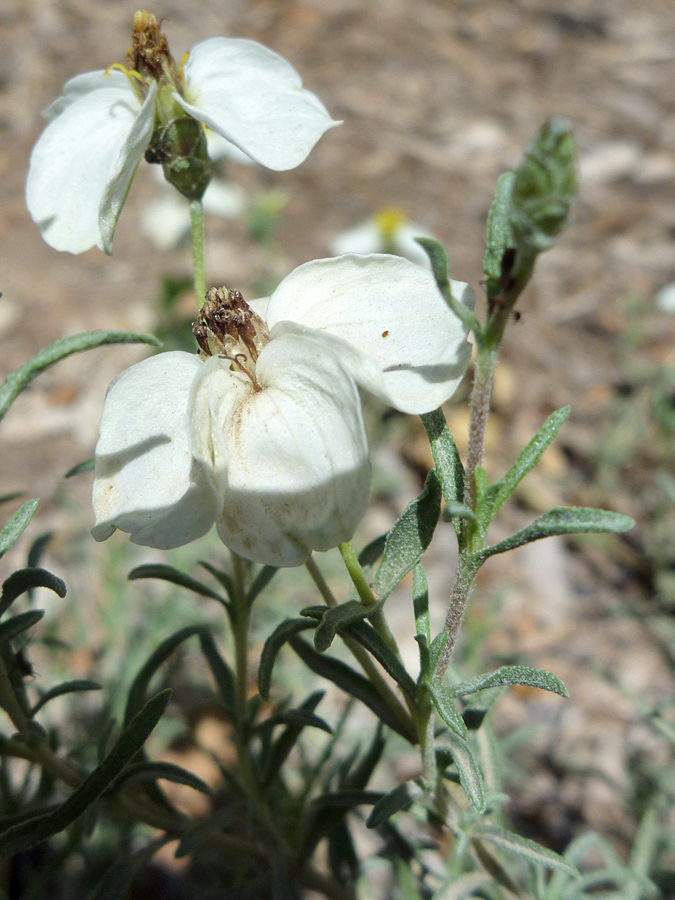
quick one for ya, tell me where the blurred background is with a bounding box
[1,0,675,879]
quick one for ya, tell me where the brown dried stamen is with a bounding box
[193,287,270,390]
[126,11,177,83]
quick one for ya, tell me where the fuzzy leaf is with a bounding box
[373,470,442,600]
[428,681,468,739]
[440,731,486,813]
[31,680,102,715]
[479,406,570,527]
[314,600,380,652]
[412,564,430,646]
[345,724,386,791]
[0,568,66,618]
[124,626,204,725]
[483,172,517,305]
[477,507,634,562]
[416,238,480,332]
[198,561,235,601]
[473,824,579,875]
[289,637,415,741]
[0,690,171,860]
[358,533,387,570]
[0,610,44,645]
[366,782,423,828]
[0,501,39,561]
[448,665,568,699]
[420,409,465,525]
[128,564,228,608]
[258,618,317,700]
[0,331,161,422]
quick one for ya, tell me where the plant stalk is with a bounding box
[190,199,206,305]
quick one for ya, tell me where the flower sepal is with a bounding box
[146,116,212,201]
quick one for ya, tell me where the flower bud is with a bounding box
[146,117,212,201]
[510,117,576,252]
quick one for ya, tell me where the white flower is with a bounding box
[92,254,474,567]
[26,13,339,255]
[331,209,434,268]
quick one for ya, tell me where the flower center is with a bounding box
[126,11,178,87]
[192,287,270,391]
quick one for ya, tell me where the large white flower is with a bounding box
[26,12,338,255]
[92,254,474,567]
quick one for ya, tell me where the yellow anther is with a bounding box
[105,63,144,84]
[178,50,190,83]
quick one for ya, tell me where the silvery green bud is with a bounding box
[510,117,576,252]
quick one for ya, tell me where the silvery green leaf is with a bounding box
[472,824,579,875]
[479,406,570,526]
[416,237,480,333]
[365,781,423,829]
[447,665,568,699]
[428,681,468,739]
[0,331,160,422]
[421,408,465,535]
[0,501,39,562]
[413,563,430,646]
[373,469,442,600]
[483,172,517,305]
[128,563,228,609]
[477,507,634,563]
[439,730,486,813]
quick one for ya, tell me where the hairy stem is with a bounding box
[190,199,206,305]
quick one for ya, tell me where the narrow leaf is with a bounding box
[124,626,203,725]
[439,731,486,813]
[477,507,634,563]
[421,409,465,536]
[262,692,326,785]
[0,330,161,422]
[258,618,317,700]
[345,724,386,791]
[366,782,423,829]
[198,631,236,711]
[416,238,480,332]
[26,532,53,569]
[109,760,212,795]
[412,564,430,645]
[31,680,101,715]
[289,637,414,740]
[447,665,568,699]
[259,707,333,736]
[373,470,442,600]
[312,789,383,814]
[358,533,387,570]
[64,458,95,478]
[480,406,570,525]
[472,824,579,875]
[0,501,39,562]
[483,172,517,303]
[0,567,66,617]
[314,600,376,652]
[0,610,44,645]
[428,682,468,739]
[246,565,278,605]
[198,561,235,601]
[345,620,418,699]
[0,690,171,860]
[128,564,228,608]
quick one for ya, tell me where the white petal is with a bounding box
[175,37,340,170]
[92,351,220,549]
[190,333,370,566]
[99,81,157,253]
[330,220,382,257]
[26,72,154,254]
[265,254,473,414]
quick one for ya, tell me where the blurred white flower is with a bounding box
[26,12,339,254]
[92,254,474,567]
[655,282,675,315]
[331,209,434,268]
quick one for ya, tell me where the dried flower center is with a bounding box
[193,287,270,390]
[126,11,178,86]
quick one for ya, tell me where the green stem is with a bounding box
[304,556,417,744]
[337,542,400,658]
[190,199,206,305]
[463,341,499,516]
